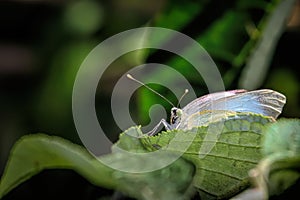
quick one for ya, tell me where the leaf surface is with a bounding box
[140,112,272,199]
[0,129,195,200]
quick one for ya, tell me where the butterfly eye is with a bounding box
[176,109,183,117]
[171,108,177,115]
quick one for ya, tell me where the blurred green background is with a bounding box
[0,0,299,199]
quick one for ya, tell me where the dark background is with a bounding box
[0,0,299,199]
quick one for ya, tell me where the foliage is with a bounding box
[0,129,195,200]
[138,0,298,123]
[251,119,300,199]
[3,114,300,200]
[0,0,299,199]
[140,113,272,199]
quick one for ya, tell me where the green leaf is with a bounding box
[262,118,300,156]
[152,0,204,30]
[112,125,146,153]
[0,134,116,199]
[197,10,248,63]
[140,112,272,199]
[250,118,300,198]
[238,0,297,89]
[0,128,195,200]
[0,114,284,200]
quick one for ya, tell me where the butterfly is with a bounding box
[127,74,286,135]
[167,89,286,131]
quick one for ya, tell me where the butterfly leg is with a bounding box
[146,119,172,136]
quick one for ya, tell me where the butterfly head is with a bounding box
[170,89,188,126]
[126,74,188,129]
[170,107,183,125]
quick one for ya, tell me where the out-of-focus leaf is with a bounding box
[141,112,272,199]
[0,127,195,200]
[0,134,115,199]
[197,11,248,63]
[249,119,300,199]
[262,118,300,156]
[35,41,96,139]
[64,1,104,36]
[238,0,296,89]
[264,68,300,117]
[137,0,281,125]
[152,0,204,30]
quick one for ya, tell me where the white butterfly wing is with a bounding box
[182,89,246,115]
[182,89,286,119]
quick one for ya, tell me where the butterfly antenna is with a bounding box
[127,74,175,107]
[177,89,189,107]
